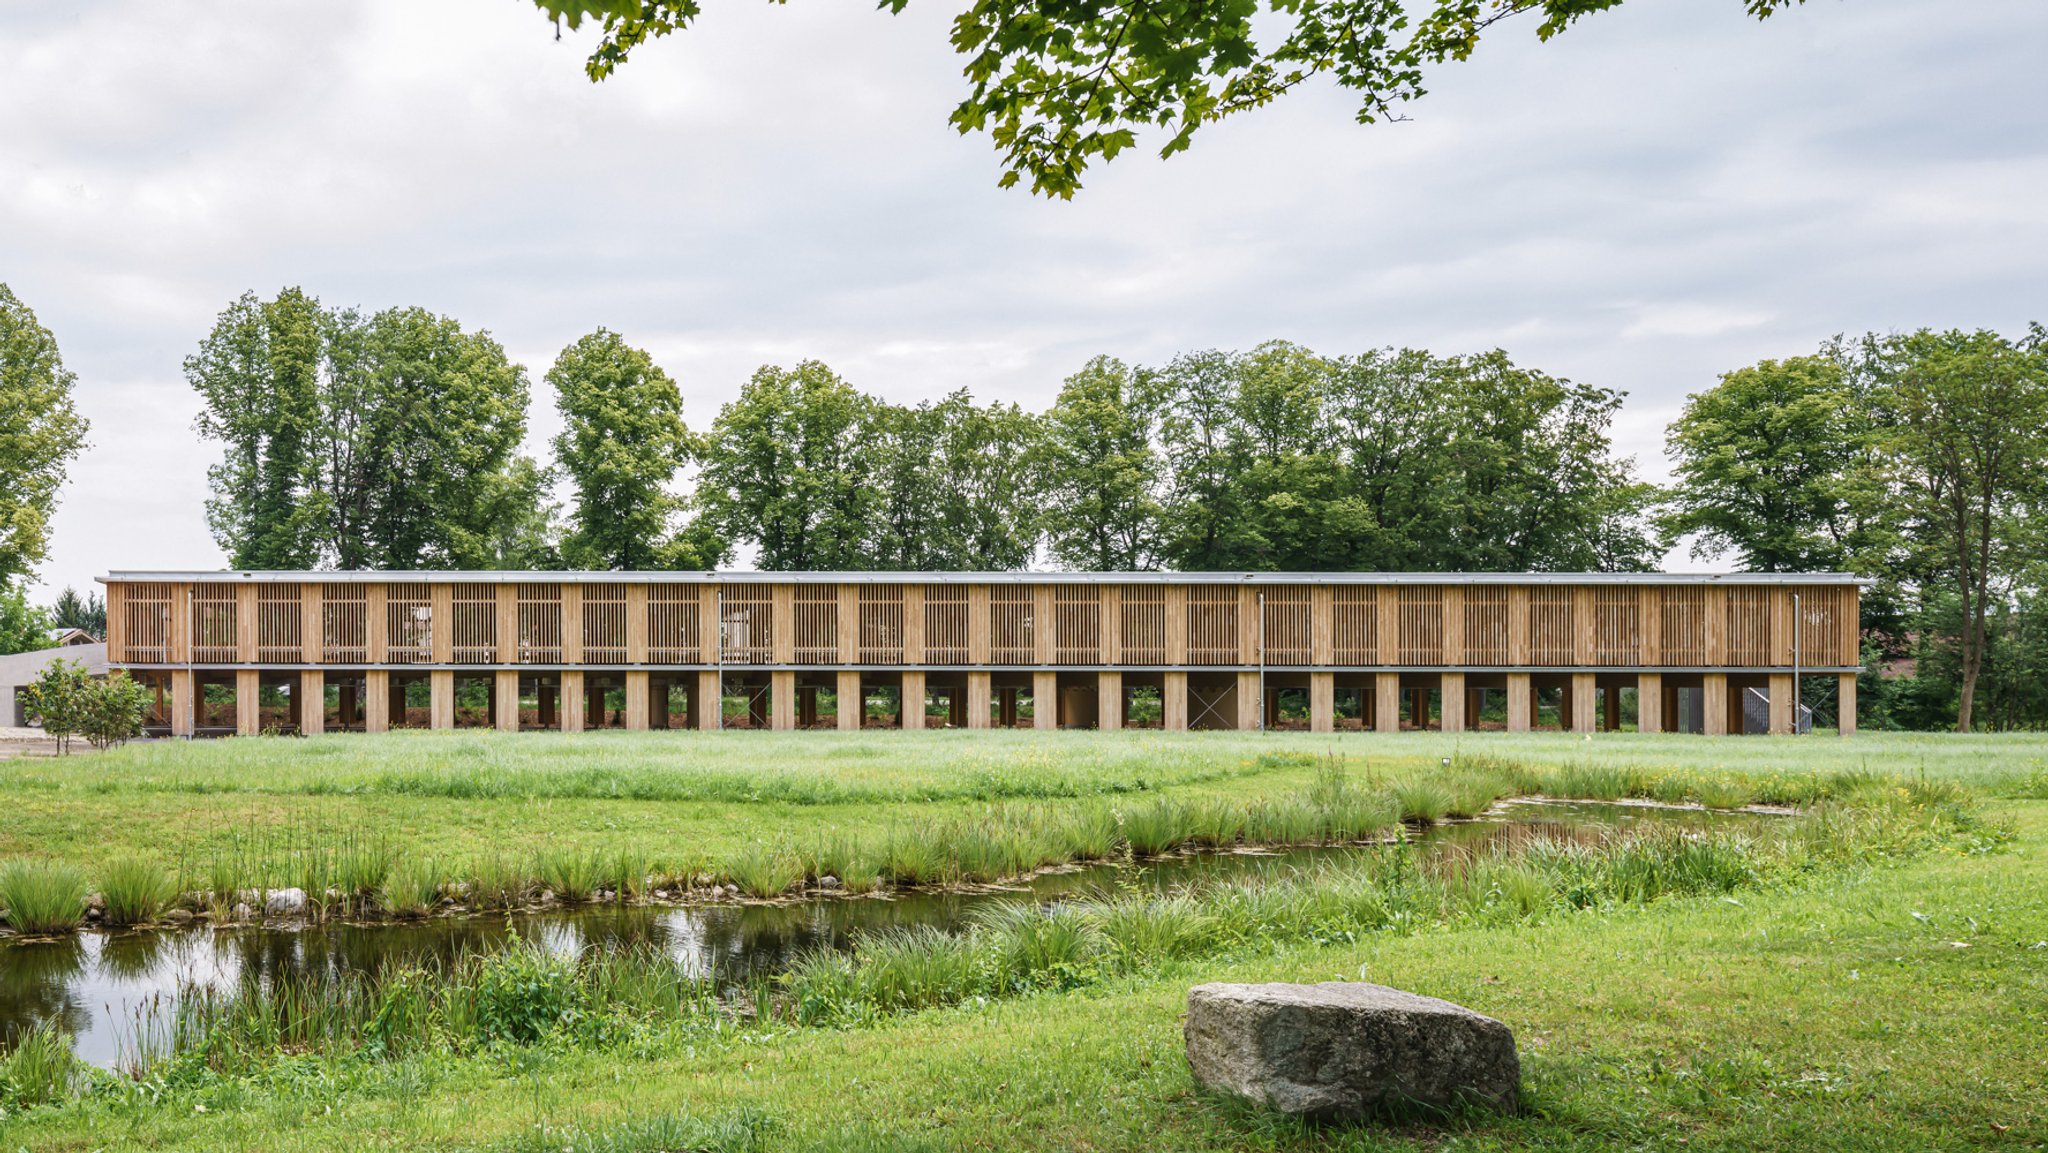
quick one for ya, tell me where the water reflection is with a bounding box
[1,799,1759,1067]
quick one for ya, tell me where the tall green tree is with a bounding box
[1663,354,1881,571]
[537,0,1817,196]
[48,587,105,639]
[186,289,325,568]
[190,291,547,570]
[0,283,89,586]
[698,362,878,570]
[1861,325,2048,732]
[548,330,714,569]
[0,585,52,655]
[1036,357,1162,570]
[919,391,1040,569]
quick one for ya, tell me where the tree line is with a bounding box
[2,280,2043,731]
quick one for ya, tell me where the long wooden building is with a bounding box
[100,571,1862,737]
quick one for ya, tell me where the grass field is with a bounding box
[1,731,2045,1148]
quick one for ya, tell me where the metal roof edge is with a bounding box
[100,570,1871,586]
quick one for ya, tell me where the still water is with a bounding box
[0,800,1760,1067]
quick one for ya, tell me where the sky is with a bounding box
[4,0,2045,595]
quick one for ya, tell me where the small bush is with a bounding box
[0,1020,83,1109]
[0,860,88,934]
[96,856,180,926]
[471,943,586,1045]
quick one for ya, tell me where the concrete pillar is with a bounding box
[1506,672,1532,733]
[561,670,585,732]
[1440,672,1465,734]
[1838,672,1857,735]
[1163,671,1188,732]
[1571,672,1596,733]
[171,669,195,737]
[1033,670,1057,731]
[236,669,260,736]
[838,670,862,731]
[696,671,721,730]
[769,670,793,731]
[1098,671,1122,732]
[1768,672,1794,735]
[366,670,390,734]
[1635,672,1662,734]
[431,670,455,729]
[1236,672,1261,732]
[901,670,925,731]
[300,672,325,735]
[1702,674,1729,736]
[1374,673,1400,735]
[967,671,992,729]
[495,670,520,732]
[1309,671,1335,734]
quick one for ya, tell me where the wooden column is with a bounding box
[171,669,195,737]
[770,670,795,731]
[901,670,926,731]
[1033,671,1057,730]
[1837,673,1857,736]
[837,584,859,663]
[1236,671,1261,732]
[1506,672,1532,732]
[1702,674,1729,736]
[1440,672,1466,734]
[696,671,721,730]
[1507,587,1531,666]
[1098,671,1122,731]
[1571,586,1594,667]
[235,585,257,663]
[1100,585,1121,664]
[1638,587,1662,666]
[495,585,516,664]
[628,584,651,665]
[493,670,519,731]
[1572,671,1596,733]
[300,669,324,734]
[430,586,453,664]
[1033,585,1055,665]
[1376,588,1399,666]
[365,669,390,734]
[236,669,260,736]
[1768,672,1794,735]
[561,585,583,665]
[560,670,585,732]
[1239,586,1261,665]
[1704,587,1727,666]
[699,586,722,663]
[967,671,992,729]
[1443,587,1464,666]
[967,585,991,664]
[366,584,388,664]
[1163,670,1188,731]
[1164,586,1188,666]
[1310,586,1333,666]
[1309,671,1335,733]
[1374,672,1400,734]
[902,585,925,664]
[430,670,455,729]
[837,669,862,731]
[620,671,647,730]
[1636,672,1663,734]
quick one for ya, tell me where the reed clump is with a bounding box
[95,856,181,926]
[0,860,89,934]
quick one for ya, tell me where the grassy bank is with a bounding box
[0,773,2033,1148]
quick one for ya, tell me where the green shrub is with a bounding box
[0,860,88,934]
[535,846,601,903]
[1391,780,1453,824]
[96,856,180,926]
[381,857,443,918]
[472,943,586,1045]
[724,845,801,898]
[0,1020,83,1109]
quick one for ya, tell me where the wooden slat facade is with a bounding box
[103,571,1861,737]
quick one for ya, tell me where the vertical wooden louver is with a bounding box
[859,584,904,663]
[647,584,701,662]
[923,585,969,664]
[1260,585,1311,664]
[256,585,302,663]
[1528,587,1574,666]
[322,584,369,663]
[1463,587,1508,664]
[1397,586,1444,665]
[1186,586,1238,665]
[1592,587,1640,666]
[991,586,1035,664]
[1119,585,1166,664]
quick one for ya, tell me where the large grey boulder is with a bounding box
[1184,982,1518,1119]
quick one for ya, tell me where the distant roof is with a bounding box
[102,570,1868,586]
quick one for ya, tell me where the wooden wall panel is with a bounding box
[387,584,433,664]
[190,584,239,663]
[991,585,1035,663]
[583,585,628,663]
[1592,587,1640,666]
[1726,587,1770,666]
[1054,585,1100,663]
[256,584,302,663]
[626,584,650,664]
[451,585,496,663]
[1464,587,1508,665]
[1376,587,1399,665]
[859,584,904,664]
[119,582,174,663]
[516,583,562,663]
[1332,586,1377,665]
[1528,587,1573,666]
[1121,585,1165,664]
[1164,586,1188,664]
[720,584,773,665]
[1397,586,1443,665]
[1260,585,1311,665]
[968,585,991,664]
[323,583,369,663]
[902,584,925,663]
[648,584,701,663]
[794,584,838,663]
[1186,585,1238,664]
[924,585,968,664]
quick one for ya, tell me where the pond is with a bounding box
[0,799,1764,1068]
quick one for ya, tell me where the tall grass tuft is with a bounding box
[0,860,89,934]
[465,853,532,911]
[0,1020,83,1108]
[1391,780,1454,824]
[96,856,180,926]
[381,857,443,918]
[535,847,602,903]
[724,844,801,898]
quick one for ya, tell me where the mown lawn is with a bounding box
[4,797,2040,1149]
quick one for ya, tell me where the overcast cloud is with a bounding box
[4,0,2044,593]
